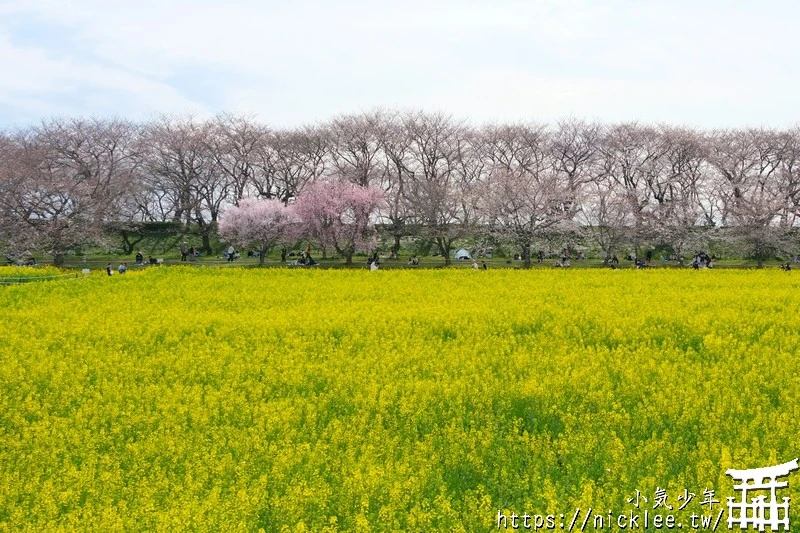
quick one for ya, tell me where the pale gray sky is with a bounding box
[1,0,798,128]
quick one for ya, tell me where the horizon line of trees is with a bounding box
[2,110,800,267]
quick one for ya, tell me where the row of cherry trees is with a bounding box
[2,110,800,266]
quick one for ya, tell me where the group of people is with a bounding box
[116,245,800,273]
[225,245,240,262]
[106,262,128,276]
[295,252,317,266]
[690,251,715,269]
[4,253,36,266]
[134,251,160,265]
[368,253,381,271]
[289,246,316,266]
[180,242,201,262]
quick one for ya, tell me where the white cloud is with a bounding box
[0,30,209,123]
[1,0,799,127]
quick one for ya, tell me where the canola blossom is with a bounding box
[0,266,80,283]
[1,267,799,531]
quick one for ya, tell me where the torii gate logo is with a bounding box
[726,458,798,531]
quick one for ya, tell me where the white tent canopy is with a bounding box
[453,248,472,260]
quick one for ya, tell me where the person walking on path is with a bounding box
[180,241,188,261]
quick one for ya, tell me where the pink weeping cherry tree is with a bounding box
[218,197,299,264]
[294,179,385,265]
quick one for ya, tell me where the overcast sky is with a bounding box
[1,0,798,129]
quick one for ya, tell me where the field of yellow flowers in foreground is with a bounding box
[1,267,799,532]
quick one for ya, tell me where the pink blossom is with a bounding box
[218,198,299,261]
[294,179,385,264]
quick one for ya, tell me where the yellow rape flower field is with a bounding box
[1,267,799,531]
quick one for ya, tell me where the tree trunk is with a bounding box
[393,234,401,255]
[436,237,452,266]
[602,246,613,266]
[53,252,64,266]
[521,242,532,269]
[120,230,144,255]
[341,244,354,265]
[195,214,215,256]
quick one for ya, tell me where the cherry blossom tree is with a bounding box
[294,179,384,265]
[326,110,386,187]
[578,176,633,264]
[141,115,227,255]
[0,131,35,258]
[707,128,786,267]
[403,111,467,265]
[597,122,669,257]
[481,167,576,268]
[1,118,141,264]
[646,127,709,264]
[376,111,415,255]
[206,113,265,205]
[252,126,327,204]
[218,197,298,264]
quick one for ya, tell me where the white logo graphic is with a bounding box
[726,458,798,531]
